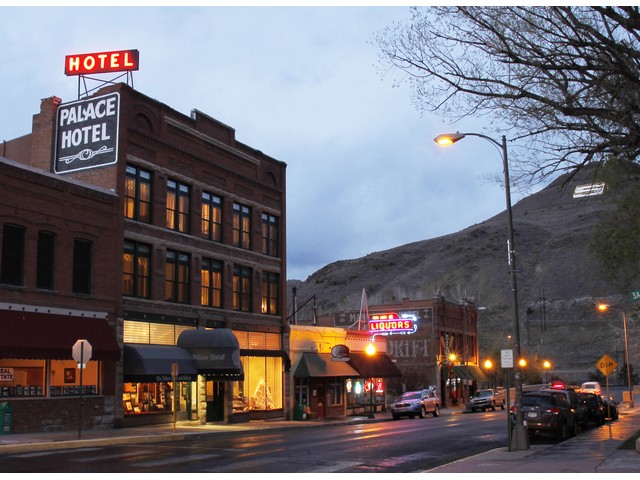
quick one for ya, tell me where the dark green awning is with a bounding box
[452,365,488,382]
[293,353,360,378]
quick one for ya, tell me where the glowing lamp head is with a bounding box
[365,343,377,356]
[483,359,493,369]
[434,132,466,146]
[597,303,610,312]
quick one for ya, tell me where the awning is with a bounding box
[347,352,403,378]
[293,352,360,378]
[0,310,120,361]
[452,365,488,382]
[123,344,198,382]
[177,329,244,380]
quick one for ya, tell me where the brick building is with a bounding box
[335,296,484,406]
[1,82,288,432]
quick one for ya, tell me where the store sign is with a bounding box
[369,312,417,335]
[0,367,14,382]
[65,49,140,76]
[54,92,120,174]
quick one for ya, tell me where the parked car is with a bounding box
[469,388,506,412]
[390,389,441,420]
[581,381,602,395]
[543,385,589,430]
[513,391,578,440]
[601,394,619,421]
[578,392,606,427]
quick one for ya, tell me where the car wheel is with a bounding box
[481,407,486,412]
[470,407,476,413]
[556,423,567,440]
[392,414,400,420]
[419,406,426,419]
[409,414,415,419]
[571,419,578,437]
[433,405,440,417]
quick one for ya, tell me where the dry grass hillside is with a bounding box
[288,163,640,383]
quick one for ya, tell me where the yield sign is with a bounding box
[596,354,618,377]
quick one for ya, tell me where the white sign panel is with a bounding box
[573,182,605,198]
[0,367,14,382]
[501,349,514,369]
[54,92,120,174]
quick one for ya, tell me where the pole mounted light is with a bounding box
[597,303,634,408]
[434,131,529,451]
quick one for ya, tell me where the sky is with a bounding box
[0,3,536,281]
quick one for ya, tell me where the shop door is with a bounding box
[206,380,225,422]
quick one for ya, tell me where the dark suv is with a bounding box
[543,386,589,431]
[579,392,606,427]
[514,391,577,440]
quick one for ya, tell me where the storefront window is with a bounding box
[240,356,282,410]
[294,377,310,407]
[0,359,100,398]
[123,382,174,414]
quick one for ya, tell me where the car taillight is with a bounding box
[545,408,561,415]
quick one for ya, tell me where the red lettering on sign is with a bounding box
[65,49,139,76]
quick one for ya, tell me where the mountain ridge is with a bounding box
[287,163,640,381]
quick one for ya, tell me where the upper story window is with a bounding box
[72,238,92,295]
[261,271,280,315]
[233,203,251,249]
[165,249,190,303]
[201,257,223,308]
[201,192,222,242]
[0,224,25,286]
[123,240,151,298]
[124,165,152,223]
[166,179,190,233]
[233,265,252,312]
[261,213,279,257]
[36,231,56,290]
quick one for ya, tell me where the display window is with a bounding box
[0,359,100,397]
[239,356,282,410]
[122,380,196,415]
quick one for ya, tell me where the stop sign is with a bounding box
[72,339,92,365]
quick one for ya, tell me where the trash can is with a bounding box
[0,402,12,434]
[294,404,306,421]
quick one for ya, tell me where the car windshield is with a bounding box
[399,392,421,401]
[475,391,491,397]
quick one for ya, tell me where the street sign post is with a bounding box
[596,354,618,440]
[72,339,92,439]
[501,349,514,450]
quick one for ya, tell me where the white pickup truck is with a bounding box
[468,388,506,412]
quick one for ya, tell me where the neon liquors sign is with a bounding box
[54,92,120,174]
[368,312,417,335]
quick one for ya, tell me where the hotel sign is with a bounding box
[54,92,120,174]
[65,49,139,76]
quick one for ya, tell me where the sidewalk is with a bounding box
[427,404,640,473]
[1,404,638,473]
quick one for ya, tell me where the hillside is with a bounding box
[288,163,640,381]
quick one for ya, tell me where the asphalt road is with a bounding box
[1,410,511,473]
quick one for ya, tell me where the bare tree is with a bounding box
[373,6,640,185]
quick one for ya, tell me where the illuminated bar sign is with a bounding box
[369,313,417,334]
[54,92,120,174]
[65,49,139,76]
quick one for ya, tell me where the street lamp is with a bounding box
[365,343,377,418]
[543,360,552,384]
[597,303,634,408]
[434,131,529,451]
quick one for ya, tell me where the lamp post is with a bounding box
[543,360,552,384]
[434,132,529,451]
[597,303,634,408]
[365,343,377,418]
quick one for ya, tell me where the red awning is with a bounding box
[0,310,120,361]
